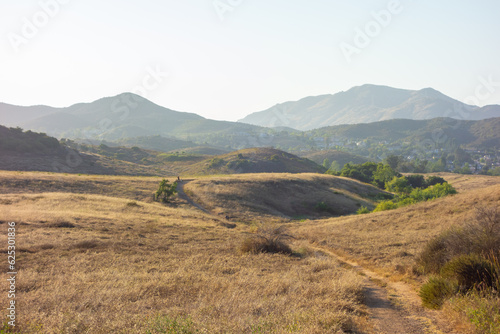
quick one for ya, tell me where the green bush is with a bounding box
[405,174,426,188]
[397,197,417,207]
[356,206,370,214]
[373,200,398,212]
[419,276,457,309]
[441,254,496,292]
[426,176,446,187]
[463,292,500,334]
[385,176,412,194]
[154,179,178,203]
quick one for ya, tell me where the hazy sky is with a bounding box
[1,0,499,121]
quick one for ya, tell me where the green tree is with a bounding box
[385,176,412,194]
[488,166,500,176]
[372,163,398,188]
[154,179,178,203]
[328,161,342,173]
[322,158,331,169]
[385,155,402,170]
[405,174,426,188]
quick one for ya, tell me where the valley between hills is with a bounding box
[1,84,499,333]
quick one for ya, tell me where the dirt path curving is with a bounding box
[176,180,212,214]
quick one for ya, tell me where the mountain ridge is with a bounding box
[238,84,500,130]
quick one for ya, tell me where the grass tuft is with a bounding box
[240,225,293,255]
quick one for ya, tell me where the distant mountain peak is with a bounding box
[239,84,500,130]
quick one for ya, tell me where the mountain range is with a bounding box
[0,93,261,141]
[1,84,499,147]
[238,84,500,130]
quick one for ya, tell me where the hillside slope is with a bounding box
[292,175,500,277]
[306,117,500,150]
[239,84,500,130]
[184,173,389,221]
[184,147,325,175]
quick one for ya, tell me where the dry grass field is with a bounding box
[0,171,370,333]
[292,182,500,279]
[184,173,389,223]
[1,170,499,333]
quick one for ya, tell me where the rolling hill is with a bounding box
[183,147,326,175]
[239,84,500,130]
[306,117,500,150]
[184,173,389,221]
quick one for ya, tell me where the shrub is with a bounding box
[463,293,500,334]
[240,225,293,255]
[385,176,412,194]
[405,174,426,188]
[466,206,500,255]
[314,201,330,212]
[416,233,450,274]
[426,176,446,187]
[441,254,496,292]
[154,179,178,203]
[397,197,417,207]
[356,206,370,214]
[419,276,457,309]
[373,200,398,212]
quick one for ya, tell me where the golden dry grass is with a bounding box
[0,171,369,333]
[184,173,388,223]
[1,170,498,333]
[0,171,170,202]
[291,176,500,281]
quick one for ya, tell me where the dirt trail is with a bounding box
[311,246,452,334]
[176,180,211,214]
[177,183,451,333]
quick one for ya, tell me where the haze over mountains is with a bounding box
[239,84,500,130]
[1,84,499,145]
[0,93,260,141]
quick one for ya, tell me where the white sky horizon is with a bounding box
[1,0,499,121]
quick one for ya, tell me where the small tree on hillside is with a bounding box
[322,158,331,169]
[154,179,178,203]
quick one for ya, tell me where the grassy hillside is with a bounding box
[289,174,500,280]
[0,170,498,332]
[185,147,325,175]
[0,171,367,333]
[184,173,389,222]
